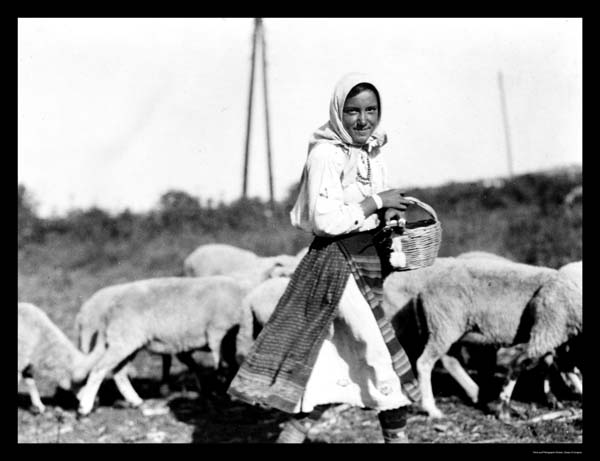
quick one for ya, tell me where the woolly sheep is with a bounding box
[18,302,100,413]
[382,257,582,419]
[76,285,167,395]
[456,251,512,262]
[455,253,582,403]
[553,260,582,395]
[183,243,300,283]
[75,276,246,415]
[559,260,582,291]
[235,276,292,362]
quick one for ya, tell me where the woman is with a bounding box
[228,73,420,443]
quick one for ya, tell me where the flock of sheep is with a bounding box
[18,242,582,425]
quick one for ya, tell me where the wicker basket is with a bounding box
[384,196,442,271]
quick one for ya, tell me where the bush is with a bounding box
[18,167,582,272]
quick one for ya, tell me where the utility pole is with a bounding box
[242,18,274,208]
[498,71,514,178]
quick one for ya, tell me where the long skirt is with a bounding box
[293,274,411,413]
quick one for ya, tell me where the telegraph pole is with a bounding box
[498,71,514,178]
[242,20,259,200]
[242,18,274,207]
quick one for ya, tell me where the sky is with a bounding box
[18,18,582,217]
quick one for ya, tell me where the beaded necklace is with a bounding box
[356,150,372,186]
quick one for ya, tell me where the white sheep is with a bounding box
[235,276,292,362]
[456,250,512,262]
[18,302,100,413]
[183,243,300,282]
[75,275,246,416]
[454,253,583,405]
[382,257,582,419]
[553,260,582,395]
[559,260,582,291]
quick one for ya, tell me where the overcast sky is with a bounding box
[18,17,582,217]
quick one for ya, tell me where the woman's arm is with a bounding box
[306,144,367,236]
[305,145,412,236]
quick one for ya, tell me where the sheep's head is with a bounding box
[265,255,299,279]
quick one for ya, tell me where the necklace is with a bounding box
[356,151,372,185]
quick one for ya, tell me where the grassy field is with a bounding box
[17,170,583,445]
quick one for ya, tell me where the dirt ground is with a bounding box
[17,352,583,446]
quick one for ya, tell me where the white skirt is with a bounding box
[293,274,411,413]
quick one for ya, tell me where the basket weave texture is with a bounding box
[390,197,442,271]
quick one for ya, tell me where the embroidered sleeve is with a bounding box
[305,144,366,236]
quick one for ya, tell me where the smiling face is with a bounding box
[342,87,380,146]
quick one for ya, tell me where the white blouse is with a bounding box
[290,142,388,237]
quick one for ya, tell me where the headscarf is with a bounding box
[308,72,388,154]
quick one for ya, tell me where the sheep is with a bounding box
[183,243,300,283]
[552,260,582,395]
[455,253,583,405]
[382,256,582,420]
[456,250,512,262]
[75,275,246,416]
[18,302,101,413]
[559,260,582,291]
[76,285,167,396]
[235,276,292,362]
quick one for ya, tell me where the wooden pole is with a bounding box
[259,19,275,208]
[242,19,259,199]
[498,71,514,178]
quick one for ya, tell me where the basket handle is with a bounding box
[403,196,439,222]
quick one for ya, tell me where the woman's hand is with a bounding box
[360,189,412,220]
[378,189,413,210]
[384,208,405,225]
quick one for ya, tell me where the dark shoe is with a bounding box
[276,420,308,443]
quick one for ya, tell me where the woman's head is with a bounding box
[342,83,380,146]
[328,73,382,147]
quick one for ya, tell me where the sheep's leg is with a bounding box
[495,343,539,420]
[206,332,223,371]
[77,343,139,415]
[497,378,518,421]
[159,354,172,397]
[112,367,144,408]
[77,367,109,415]
[24,377,46,414]
[561,368,583,395]
[176,351,207,396]
[416,345,445,418]
[440,354,479,404]
[540,353,563,410]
